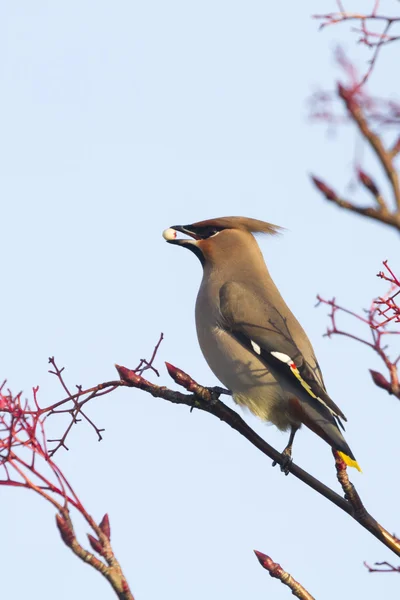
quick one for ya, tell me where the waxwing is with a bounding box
[163,216,360,471]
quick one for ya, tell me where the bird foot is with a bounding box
[272,447,293,476]
[190,388,219,413]
[205,388,220,405]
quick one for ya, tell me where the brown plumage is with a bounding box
[189,216,282,236]
[163,216,360,471]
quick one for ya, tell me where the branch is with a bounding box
[333,451,399,555]
[0,386,135,599]
[55,509,133,600]
[310,175,400,231]
[115,362,400,558]
[364,560,400,573]
[44,333,165,456]
[254,550,315,600]
[316,278,400,400]
[338,83,400,213]
[3,334,399,597]
[310,78,400,232]
[376,261,400,327]
[310,43,400,232]
[314,2,400,86]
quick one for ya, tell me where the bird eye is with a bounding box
[199,226,221,238]
[182,225,224,239]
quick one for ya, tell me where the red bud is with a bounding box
[115,364,141,385]
[165,362,192,388]
[56,513,74,548]
[254,551,283,577]
[87,534,104,556]
[254,550,269,566]
[99,513,111,540]
[165,361,178,378]
[357,169,379,196]
[310,176,338,201]
[369,370,391,392]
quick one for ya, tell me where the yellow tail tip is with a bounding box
[337,451,362,472]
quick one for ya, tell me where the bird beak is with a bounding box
[162,225,200,246]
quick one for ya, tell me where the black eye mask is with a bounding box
[182,225,224,239]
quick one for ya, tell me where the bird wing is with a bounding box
[219,281,347,424]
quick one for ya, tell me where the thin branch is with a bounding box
[0,386,135,600]
[376,261,400,327]
[134,332,164,377]
[310,176,400,231]
[339,84,400,213]
[314,4,400,86]
[364,560,400,573]
[39,335,165,455]
[55,508,134,600]
[333,451,400,555]
[317,285,400,400]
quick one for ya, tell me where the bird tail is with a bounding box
[322,426,361,472]
[321,423,361,472]
[299,402,361,471]
[337,451,361,472]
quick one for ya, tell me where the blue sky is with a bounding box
[1,2,399,599]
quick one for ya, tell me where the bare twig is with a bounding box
[339,83,400,213]
[364,560,400,573]
[0,387,134,600]
[376,261,400,327]
[317,276,400,400]
[310,175,400,230]
[314,2,400,86]
[310,41,400,233]
[134,332,164,377]
[310,79,400,232]
[42,334,164,456]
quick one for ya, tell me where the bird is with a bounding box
[162,216,360,472]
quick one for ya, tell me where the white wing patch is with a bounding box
[270,350,339,419]
[271,351,292,364]
[250,340,261,355]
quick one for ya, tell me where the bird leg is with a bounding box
[272,426,298,476]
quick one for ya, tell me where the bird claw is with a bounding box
[272,449,293,476]
[206,388,220,405]
[190,388,219,413]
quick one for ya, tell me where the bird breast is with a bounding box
[195,287,293,431]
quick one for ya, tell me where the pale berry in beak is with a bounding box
[162,228,177,241]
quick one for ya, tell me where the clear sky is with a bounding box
[1,2,399,599]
